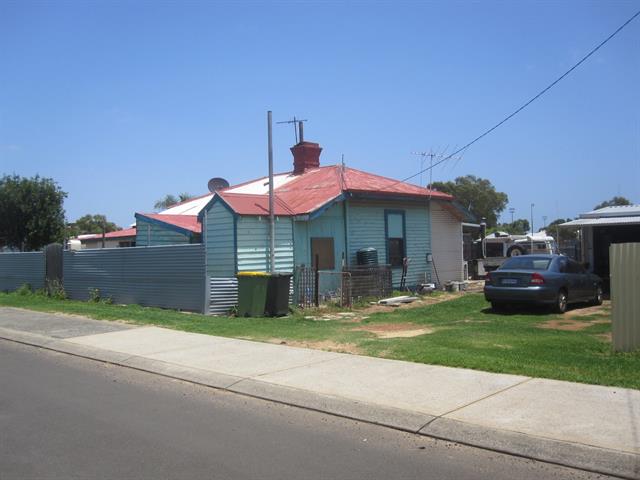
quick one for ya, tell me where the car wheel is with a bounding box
[593,285,603,306]
[491,302,504,312]
[507,246,524,257]
[554,290,568,314]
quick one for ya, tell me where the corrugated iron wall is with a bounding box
[208,277,238,315]
[64,245,205,312]
[610,242,640,352]
[0,252,45,292]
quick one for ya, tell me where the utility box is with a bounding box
[610,243,640,352]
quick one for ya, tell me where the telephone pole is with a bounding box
[267,111,275,273]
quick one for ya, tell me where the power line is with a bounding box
[400,9,640,186]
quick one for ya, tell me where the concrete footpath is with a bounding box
[0,307,638,479]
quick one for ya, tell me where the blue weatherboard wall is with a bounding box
[236,216,294,272]
[135,217,192,246]
[347,199,431,287]
[204,200,236,277]
[294,202,346,293]
[294,203,346,268]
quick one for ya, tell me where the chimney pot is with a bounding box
[291,141,322,175]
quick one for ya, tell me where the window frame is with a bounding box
[384,210,406,268]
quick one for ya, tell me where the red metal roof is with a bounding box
[79,227,137,240]
[218,165,452,216]
[137,214,201,233]
[218,193,296,216]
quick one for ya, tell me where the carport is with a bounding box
[561,205,640,291]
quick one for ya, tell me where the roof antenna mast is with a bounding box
[411,148,465,198]
[277,116,308,144]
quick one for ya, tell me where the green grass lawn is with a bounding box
[1,291,638,389]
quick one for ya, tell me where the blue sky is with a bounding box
[1,1,638,228]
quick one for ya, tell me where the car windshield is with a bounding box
[501,257,551,270]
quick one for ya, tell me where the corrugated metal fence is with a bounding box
[0,251,45,292]
[208,277,238,315]
[64,245,205,312]
[610,242,640,352]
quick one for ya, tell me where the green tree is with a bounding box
[154,192,193,211]
[431,175,508,227]
[546,218,579,243]
[67,214,119,238]
[593,196,632,210]
[491,218,530,235]
[0,174,67,251]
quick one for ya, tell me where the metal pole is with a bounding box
[314,254,319,307]
[530,203,534,253]
[268,111,275,273]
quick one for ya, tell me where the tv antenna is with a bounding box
[277,116,308,144]
[411,151,435,189]
[411,148,465,190]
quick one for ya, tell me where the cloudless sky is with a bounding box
[1,0,639,228]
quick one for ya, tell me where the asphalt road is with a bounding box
[0,339,609,480]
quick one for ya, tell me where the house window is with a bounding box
[311,237,335,270]
[385,211,406,267]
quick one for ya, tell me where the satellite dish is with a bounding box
[207,177,230,193]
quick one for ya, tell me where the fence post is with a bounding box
[44,243,63,294]
[314,254,319,307]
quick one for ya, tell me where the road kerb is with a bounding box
[421,417,639,480]
[1,327,637,480]
[229,378,434,433]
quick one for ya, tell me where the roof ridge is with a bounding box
[273,165,338,193]
[343,165,442,194]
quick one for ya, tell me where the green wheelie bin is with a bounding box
[236,272,270,317]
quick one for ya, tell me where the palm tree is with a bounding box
[154,193,193,211]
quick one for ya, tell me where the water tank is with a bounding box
[356,247,378,266]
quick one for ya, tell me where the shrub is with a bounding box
[16,283,32,296]
[47,280,67,300]
[88,287,101,303]
[101,295,113,305]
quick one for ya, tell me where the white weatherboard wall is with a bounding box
[236,216,294,272]
[430,201,463,284]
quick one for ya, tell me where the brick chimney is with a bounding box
[291,141,322,175]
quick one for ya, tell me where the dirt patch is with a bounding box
[537,302,611,331]
[267,338,362,354]
[353,322,435,338]
[301,293,462,323]
[538,318,610,332]
[360,293,462,315]
[595,332,612,343]
[564,301,611,319]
